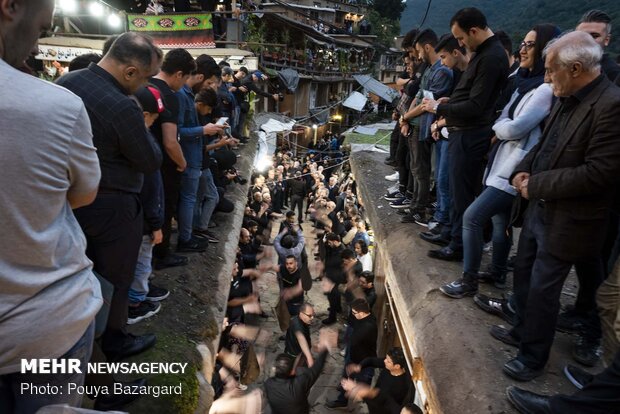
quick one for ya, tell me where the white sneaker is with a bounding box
[385,172,399,181]
[339,348,346,357]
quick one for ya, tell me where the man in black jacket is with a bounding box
[326,298,377,409]
[288,171,307,224]
[576,10,620,82]
[420,7,509,295]
[496,31,620,382]
[322,233,345,325]
[265,335,331,414]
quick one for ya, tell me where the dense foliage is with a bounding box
[401,0,620,57]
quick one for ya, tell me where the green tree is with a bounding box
[370,0,406,21]
[368,10,401,48]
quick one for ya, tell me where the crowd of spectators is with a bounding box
[382,7,620,413]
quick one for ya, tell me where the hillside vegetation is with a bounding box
[401,0,620,57]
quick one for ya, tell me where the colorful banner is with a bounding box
[127,13,213,32]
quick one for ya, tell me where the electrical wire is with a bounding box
[418,0,433,28]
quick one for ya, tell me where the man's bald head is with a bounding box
[0,0,55,68]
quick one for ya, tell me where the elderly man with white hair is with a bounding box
[491,30,620,383]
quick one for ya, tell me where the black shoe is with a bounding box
[420,232,449,246]
[94,378,147,410]
[401,213,421,223]
[439,277,477,298]
[194,228,220,243]
[506,386,552,414]
[475,271,507,289]
[473,294,517,325]
[507,255,517,271]
[325,399,348,409]
[503,358,543,382]
[396,208,411,216]
[572,337,601,367]
[146,284,169,302]
[177,237,208,253]
[384,158,396,167]
[414,215,433,228]
[105,334,157,362]
[490,325,519,347]
[563,364,594,390]
[321,317,336,326]
[556,309,584,334]
[153,253,188,270]
[127,301,161,325]
[384,190,405,201]
[428,246,463,262]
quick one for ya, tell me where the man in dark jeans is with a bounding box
[492,32,620,381]
[326,298,377,409]
[57,33,163,361]
[288,171,307,223]
[399,28,454,225]
[420,8,508,271]
[150,49,195,269]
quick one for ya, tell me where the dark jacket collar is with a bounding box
[88,62,129,95]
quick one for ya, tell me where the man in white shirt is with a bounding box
[0,0,102,411]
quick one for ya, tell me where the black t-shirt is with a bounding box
[280,267,303,304]
[227,276,253,323]
[149,77,180,167]
[284,316,310,357]
[360,357,413,414]
[349,314,377,363]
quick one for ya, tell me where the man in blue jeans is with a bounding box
[0,0,102,410]
[176,56,226,252]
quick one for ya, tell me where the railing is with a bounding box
[259,50,369,77]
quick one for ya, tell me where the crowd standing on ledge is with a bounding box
[383,7,620,414]
[1,0,620,413]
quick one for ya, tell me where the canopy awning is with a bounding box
[353,74,400,103]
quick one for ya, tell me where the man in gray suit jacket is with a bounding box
[491,31,620,381]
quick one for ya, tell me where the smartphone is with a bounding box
[216,117,229,126]
[422,90,435,100]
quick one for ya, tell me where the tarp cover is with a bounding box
[343,91,368,112]
[277,69,300,93]
[353,74,400,103]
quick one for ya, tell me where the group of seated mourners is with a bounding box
[379,6,620,414]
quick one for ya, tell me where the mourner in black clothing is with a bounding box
[343,348,414,414]
[265,337,331,414]
[421,7,509,264]
[284,304,315,367]
[326,299,378,409]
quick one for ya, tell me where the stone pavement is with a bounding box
[252,217,369,414]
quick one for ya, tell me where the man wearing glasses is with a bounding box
[576,9,620,81]
[284,303,316,367]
